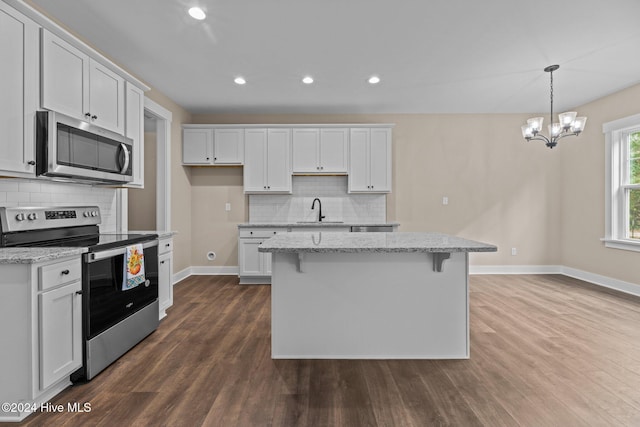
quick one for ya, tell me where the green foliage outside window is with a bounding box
[630,132,640,238]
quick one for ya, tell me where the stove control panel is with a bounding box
[0,206,101,232]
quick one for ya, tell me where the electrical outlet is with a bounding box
[225,203,231,212]
[442,196,449,205]
[511,247,517,256]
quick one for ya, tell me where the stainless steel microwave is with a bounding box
[36,111,133,184]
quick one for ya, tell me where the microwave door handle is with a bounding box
[119,143,130,174]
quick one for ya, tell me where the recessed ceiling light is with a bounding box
[188,7,206,20]
[302,76,314,84]
[368,76,381,84]
[234,77,246,85]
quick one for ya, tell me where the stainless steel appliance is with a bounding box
[0,206,158,381]
[36,111,134,184]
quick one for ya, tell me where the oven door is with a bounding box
[84,240,158,339]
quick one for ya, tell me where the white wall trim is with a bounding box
[469,265,563,275]
[172,266,239,284]
[561,266,640,297]
[144,97,172,232]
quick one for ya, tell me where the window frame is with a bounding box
[603,113,640,252]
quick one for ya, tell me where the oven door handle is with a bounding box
[87,240,158,263]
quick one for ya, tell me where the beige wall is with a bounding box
[190,113,563,268]
[560,83,640,285]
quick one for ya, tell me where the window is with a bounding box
[603,113,640,252]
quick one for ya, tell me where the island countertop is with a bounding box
[259,231,497,254]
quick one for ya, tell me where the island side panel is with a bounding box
[271,251,469,359]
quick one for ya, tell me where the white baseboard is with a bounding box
[172,266,238,284]
[469,265,562,275]
[173,264,640,298]
[560,266,640,297]
[470,264,639,298]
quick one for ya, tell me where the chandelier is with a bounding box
[521,65,587,149]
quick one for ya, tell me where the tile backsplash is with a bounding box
[249,176,386,223]
[0,178,118,232]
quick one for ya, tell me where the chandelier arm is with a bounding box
[554,132,579,142]
[527,135,552,145]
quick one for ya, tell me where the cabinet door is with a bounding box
[158,251,173,319]
[266,129,291,192]
[292,128,319,173]
[213,129,244,164]
[183,128,213,164]
[239,239,263,276]
[125,82,144,187]
[39,280,82,390]
[262,251,273,276]
[320,128,348,173]
[369,128,392,192]
[89,59,125,134]
[0,3,38,176]
[41,29,89,120]
[348,128,370,192]
[243,129,268,192]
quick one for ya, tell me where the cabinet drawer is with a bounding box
[159,237,173,255]
[39,258,82,291]
[239,228,287,238]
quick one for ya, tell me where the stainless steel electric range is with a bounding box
[0,206,159,381]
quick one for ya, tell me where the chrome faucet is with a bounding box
[311,198,325,222]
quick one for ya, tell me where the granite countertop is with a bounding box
[259,232,497,254]
[0,247,88,264]
[127,230,177,239]
[239,222,400,228]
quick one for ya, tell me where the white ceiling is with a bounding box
[31,0,640,115]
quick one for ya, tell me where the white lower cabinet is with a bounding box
[39,280,82,390]
[0,255,83,423]
[238,228,285,284]
[238,226,351,284]
[158,236,174,319]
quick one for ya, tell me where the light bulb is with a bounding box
[188,7,206,20]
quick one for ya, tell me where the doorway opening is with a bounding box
[122,97,172,232]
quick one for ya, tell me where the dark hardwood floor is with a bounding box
[9,274,640,426]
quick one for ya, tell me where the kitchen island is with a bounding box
[259,232,496,359]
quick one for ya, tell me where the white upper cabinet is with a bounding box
[183,128,213,164]
[320,128,348,173]
[41,29,125,134]
[292,128,319,172]
[244,128,291,193]
[88,60,125,133]
[0,3,38,177]
[349,128,392,193]
[182,127,244,165]
[292,128,348,173]
[214,128,244,164]
[125,82,144,187]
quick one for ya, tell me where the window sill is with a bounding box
[601,238,640,253]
